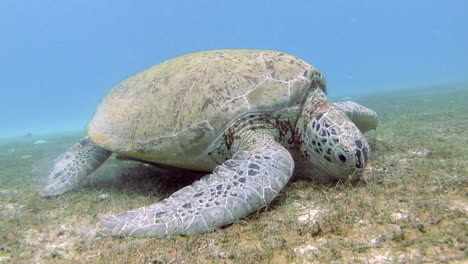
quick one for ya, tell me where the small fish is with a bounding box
[33,140,48,145]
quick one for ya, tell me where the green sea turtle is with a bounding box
[40,49,378,237]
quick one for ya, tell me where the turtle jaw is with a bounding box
[297,103,370,181]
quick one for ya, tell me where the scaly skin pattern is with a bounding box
[41,98,377,237]
[40,50,379,237]
[102,132,294,237]
[296,95,372,181]
[40,99,378,237]
[208,106,301,165]
[99,98,376,236]
[39,137,111,196]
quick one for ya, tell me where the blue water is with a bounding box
[0,0,467,138]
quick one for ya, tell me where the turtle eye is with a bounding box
[335,148,348,164]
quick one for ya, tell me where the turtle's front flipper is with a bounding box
[102,138,294,237]
[333,101,378,133]
[40,137,112,197]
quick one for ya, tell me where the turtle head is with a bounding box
[297,101,369,181]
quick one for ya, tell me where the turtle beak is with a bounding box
[354,146,368,169]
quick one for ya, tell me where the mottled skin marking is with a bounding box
[213,108,298,162]
[40,49,378,237]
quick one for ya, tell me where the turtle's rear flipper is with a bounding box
[39,137,112,197]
